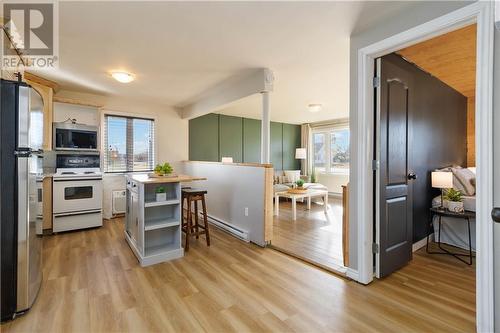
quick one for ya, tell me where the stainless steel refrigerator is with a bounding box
[1,79,44,322]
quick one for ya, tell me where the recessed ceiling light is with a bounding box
[111,71,135,83]
[308,104,322,113]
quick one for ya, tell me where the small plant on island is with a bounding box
[155,186,167,201]
[155,186,166,194]
[154,162,173,176]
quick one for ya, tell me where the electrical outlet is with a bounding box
[244,207,249,216]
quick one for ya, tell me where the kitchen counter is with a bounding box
[128,174,206,184]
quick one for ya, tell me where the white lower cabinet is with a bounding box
[125,176,183,266]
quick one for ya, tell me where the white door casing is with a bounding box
[353,2,495,331]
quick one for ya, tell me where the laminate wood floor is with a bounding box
[272,198,345,271]
[1,218,475,333]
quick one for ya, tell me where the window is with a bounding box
[313,127,349,174]
[104,115,155,173]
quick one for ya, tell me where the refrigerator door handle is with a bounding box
[16,156,29,311]
[17,86,30,149]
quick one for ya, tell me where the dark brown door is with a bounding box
[376,54,414,278]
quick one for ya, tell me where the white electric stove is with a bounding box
[52,154,103,232]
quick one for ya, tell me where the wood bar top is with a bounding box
[128,174,206,184]
[184,160,273,169]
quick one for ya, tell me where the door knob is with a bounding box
[407,173,417,180]
[492,207,500,223]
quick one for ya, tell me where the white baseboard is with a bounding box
[328,192,342,199]
[412,234,433,252]
[346,268,359,281]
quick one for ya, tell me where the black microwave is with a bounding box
[53,122,98,151]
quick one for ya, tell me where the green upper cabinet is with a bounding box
[189,113,219,161]
[270,122,283,171]
[219,115,243,163]
[283,124,301,170]
[243,118,261,163]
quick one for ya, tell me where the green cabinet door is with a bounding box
[270,122,283,171]
[283,124,301,170]
[189,114,219,161]
[219,115,243,163]
[243,118,261,163]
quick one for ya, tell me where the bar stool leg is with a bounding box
[194,200,200,239]
[202,195,210,246]
[185,197,192,251]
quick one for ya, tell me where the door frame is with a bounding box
[354,1,494,331]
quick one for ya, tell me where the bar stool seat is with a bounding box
[181,188,210,251]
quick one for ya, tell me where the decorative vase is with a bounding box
[156,193,167,202]
[448,201,464,213]
[443,199,450,209]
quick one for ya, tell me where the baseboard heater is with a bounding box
[206,215,250,242]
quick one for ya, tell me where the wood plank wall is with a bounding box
[467,97,475,167]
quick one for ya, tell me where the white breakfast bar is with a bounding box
[125,174,205,267]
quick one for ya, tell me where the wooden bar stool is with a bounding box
[181,188,210,251]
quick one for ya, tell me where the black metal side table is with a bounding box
[426,207,475,265]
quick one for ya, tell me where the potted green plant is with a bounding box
[155,186,167,201]
[310,168,317,183]
[444,188,463,212]
[154,162,174,176]
[296,179,305,189]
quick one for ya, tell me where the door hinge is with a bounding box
[372,243,380,254]
[373,76,380,88]
[372,160,380,171]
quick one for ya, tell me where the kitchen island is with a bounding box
[125,174,205,267]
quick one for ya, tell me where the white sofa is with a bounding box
[273,170,328,194]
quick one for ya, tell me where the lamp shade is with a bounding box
[431,171,453,189]
[221,157,233,163]
[295,148,307,159]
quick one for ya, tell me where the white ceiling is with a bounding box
[34,1,415,124]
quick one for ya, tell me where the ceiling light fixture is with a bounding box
[111,71,135,83]
[308,104,322,113]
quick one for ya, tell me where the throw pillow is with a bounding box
[451,167,476,196]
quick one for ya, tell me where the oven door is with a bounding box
[53,178,102,214]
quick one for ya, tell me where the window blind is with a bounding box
[104,115,155,173]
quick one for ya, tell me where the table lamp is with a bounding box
[295,148,307,175]
[431,171,453,209]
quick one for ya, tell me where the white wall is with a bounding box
[348,1,473,270]
[54,90,189,219]
[183,161,268,246]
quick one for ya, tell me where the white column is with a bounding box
[261,91,270,163]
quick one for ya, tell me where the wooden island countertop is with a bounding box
[129,174,206,184]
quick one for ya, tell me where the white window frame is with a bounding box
[100,109,158,174]
[312,125,350,175]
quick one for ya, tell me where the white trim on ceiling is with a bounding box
[352,2,494,332]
